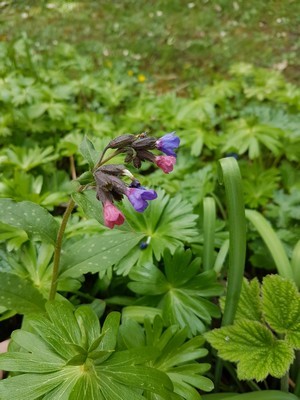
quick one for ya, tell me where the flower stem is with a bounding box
[93,149,123,171]
[49,146,122,301]
[49,198,75,300]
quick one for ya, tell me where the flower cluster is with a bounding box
[95,132,180,229]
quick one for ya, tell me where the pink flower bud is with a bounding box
[103,201,125,229]
[155,155,176,174]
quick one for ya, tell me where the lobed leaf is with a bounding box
[205,319,294,381]
[234,278,262,322]
[262,275,300,348]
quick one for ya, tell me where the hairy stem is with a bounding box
[93,149,123,171]
[49,199,75,300]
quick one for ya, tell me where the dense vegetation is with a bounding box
[0,1,299,399]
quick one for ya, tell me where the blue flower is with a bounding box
[126,187,157,212]
[156,132,180,157]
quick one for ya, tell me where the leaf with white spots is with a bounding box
[0,272,45,314]
[0,199,59,245]
[79,135,99,169]
[60,232,144,279]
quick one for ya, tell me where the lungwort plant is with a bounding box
[0,132,217,399]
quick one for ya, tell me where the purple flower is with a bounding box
[126,187,157,212]
[156,132,180,157]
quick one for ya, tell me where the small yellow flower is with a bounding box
[137,74,146,83]
[127,70,134,76]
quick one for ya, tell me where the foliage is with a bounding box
[127,248,223,336]
[0,5,299,397]
[205,276,300,381]
[0,301,179,399]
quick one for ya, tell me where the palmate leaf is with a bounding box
[0,145,58,172]
[221,118,283,159]
[262,275,300,348]
[0,241,80,297]
[74,189,199,275]
[128,248,222,336]
[205,320,294,382]
[118,189,199,264]
[119,316,213,400]
[0,300,176,400]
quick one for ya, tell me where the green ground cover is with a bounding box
[0,1,300,399]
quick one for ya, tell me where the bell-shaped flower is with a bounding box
[155,155,176,174]
[126,187,157,212]
[103,201,125,229]
[156,132,180,157]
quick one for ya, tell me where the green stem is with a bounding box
[280,371,289,393]
[49,199,75,300]
[93,149,122,171]
[293,351,300,396]
[49,145,123,301]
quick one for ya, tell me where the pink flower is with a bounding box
[103,201,125,229]
[155,155,176,174]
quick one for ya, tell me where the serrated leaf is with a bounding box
[262,275,300,348]
[205,319,294,381]
[60,232,143,279]
[234,278,262,322]
[0,199,59,245]
[0,272,45,314]
[79,136,99,169]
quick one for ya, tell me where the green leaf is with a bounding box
[205,319,294,381]
[128,248,222,336]
[245,209,293,280]
[119,189,199,261]
[218,157,246,327]
[79,135,99,169]
[0,368,79,400]
[0,199,59,245]
[60,232,144,279]
[262,275,300,348]
[202,391,300,400]
[72,190,104,225]
[27,102,48,119]
[120,316,213,399]
[234,278,262,322]
[0,300,180,399]
[75,305,101,350]
[0,272,45,314]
